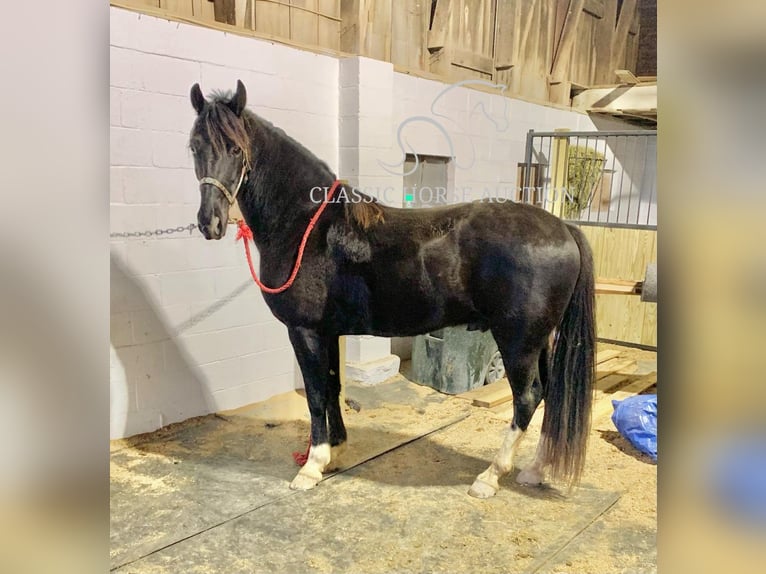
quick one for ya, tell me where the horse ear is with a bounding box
[190,83,206,115]
[229,79,247,116]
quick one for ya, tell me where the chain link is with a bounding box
[110,223,198,239]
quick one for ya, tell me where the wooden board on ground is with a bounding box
[595,366,640,393]
[597,357,636,380]
[459,348,632,410]
[456,379,512,409]
[595,348,622,364]
[591,372,657,422]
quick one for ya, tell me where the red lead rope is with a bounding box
[235,180,341,294]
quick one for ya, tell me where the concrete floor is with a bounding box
[111,357,657,574]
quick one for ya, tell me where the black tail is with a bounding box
[540,224,596,486]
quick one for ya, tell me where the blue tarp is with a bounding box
[611,394,657,462]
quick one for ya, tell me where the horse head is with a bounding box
[189,80,251,240]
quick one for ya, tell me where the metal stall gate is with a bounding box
[519,129,657,348]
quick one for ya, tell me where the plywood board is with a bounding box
[581,226,657,347]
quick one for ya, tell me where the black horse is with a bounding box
[188,81,596,498]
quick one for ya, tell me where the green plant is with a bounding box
[564,145,606,218]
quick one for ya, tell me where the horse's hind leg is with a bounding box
[287,327,332,490]
[469,333,546,499]
[326,335,348,472]
[516,342,550,485]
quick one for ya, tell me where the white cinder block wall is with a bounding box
[110,6,630,439]
[110,7,338,439]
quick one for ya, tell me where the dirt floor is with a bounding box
[110,343,657,574]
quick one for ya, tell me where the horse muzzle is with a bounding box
[198,214,226,240]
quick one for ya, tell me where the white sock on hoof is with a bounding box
[290,442,330,490]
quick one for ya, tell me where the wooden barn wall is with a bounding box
[582,226,657,347]
[113,0,642,106]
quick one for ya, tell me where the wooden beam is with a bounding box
[595,278,642,295]
[615,68,639,85]
[551,0,586,81]
[572,83,656,113]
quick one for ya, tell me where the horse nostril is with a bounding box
[211,216,221,237]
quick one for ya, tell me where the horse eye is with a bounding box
[231,146,241,155]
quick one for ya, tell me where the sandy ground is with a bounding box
[111,343,657,574]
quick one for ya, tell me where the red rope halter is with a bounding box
[235,180,341,294]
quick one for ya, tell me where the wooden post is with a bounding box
[548,128,570,218]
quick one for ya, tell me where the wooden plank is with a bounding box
[493,0,520,70]
[244,0,255,28]
[610,0,636,79]
[340,0,362,53]
[517,0,539,64]
[591,0,615,84]
[290,0,319,45]
[572,83,656,112]
[550,0,586,81]
[595,348,621,365]
[596,358,636,380]
[455,379,512,409]
[256,0,290,37]
[595,278,642,295]
[615,68,639,85]
[391,0,428,70]
[455,379,505,402]
[472,385,513,409]
[452,48,494,74]
[428,0,453,51]
[591,372,656,422]
[583,0,604,18]
[595,366,640,393]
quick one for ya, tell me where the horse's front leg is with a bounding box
[288,327,332,490]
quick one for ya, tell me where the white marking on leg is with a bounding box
[290,442,331,490]
[469,425,526,498]
[517,434,547,485]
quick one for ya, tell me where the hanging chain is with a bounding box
[110,223,198,239]
[110,222,254,332]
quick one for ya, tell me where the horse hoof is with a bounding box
[468,479,498,499]
[289,472,321,491]
[516,468,544,485]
